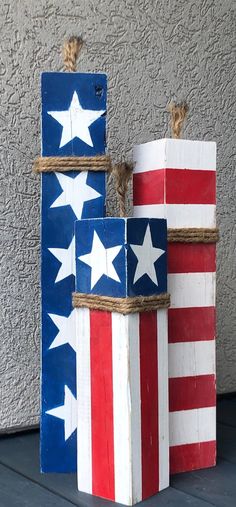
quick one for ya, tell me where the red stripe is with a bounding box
[168,307,216,343]
[169,375,216,412]
[168,243,216,273]
[133,170,165,205]
[90,310,115,500]
[170,441,216,474]
[166,169,216,204]
[133,169,216,205]
[140,311,159,498]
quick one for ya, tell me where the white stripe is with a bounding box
[169,406,216,446]
[133,138,216,173]
[133,204,216,228]
[168,273,216,308]
[112,313,142,506]
[76,308,92,494]
[157,310,169,490]
[169,340,216,378]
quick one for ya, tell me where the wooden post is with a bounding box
[74,217,169,505]
[40,72,107,472]
[133,138,217,474]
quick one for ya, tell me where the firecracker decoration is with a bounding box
[132,107,217,474]
[73,217,170,505]
[34,37,108,472]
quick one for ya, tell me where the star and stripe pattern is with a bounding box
[133,138,217,474]
[75,217,169,504]
[41,72,107,472]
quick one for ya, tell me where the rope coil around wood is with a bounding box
[33,155,112,173]
[168,228,219,243]
[72,292,170,315]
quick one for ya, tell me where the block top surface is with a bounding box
[41,72,107,157]
[133,138,216,173]
[75,217,167,298]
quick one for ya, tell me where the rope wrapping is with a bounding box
[72,292,170,314]
[33,155,112,173]
[167,228,219,243]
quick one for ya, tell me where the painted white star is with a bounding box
[78,230,122,290]
[48,310,76,352]
[46,385,77,441]
[130,224,165,286]
[48,236,75,283]
[47,91,105,148]
[51,171,102,219]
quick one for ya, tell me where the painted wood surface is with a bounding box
[133,138,217,474]
[41,72,107,472]
[75,217,167,297]
[76,308,169,505]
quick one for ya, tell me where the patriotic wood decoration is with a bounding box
[41,72,107,472]
[75,217,169,505]
[133,138,217,474]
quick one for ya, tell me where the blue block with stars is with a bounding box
[75,217,167,298]
[41,72,107,473]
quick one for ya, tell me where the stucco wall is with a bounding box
[0,0,235,431]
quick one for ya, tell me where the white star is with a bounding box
[47,91,105,148]
[48,236,75,283]
[78,230,122,290]
[46,385,77,441]
[130,224,165,286]
[51,172,102,219]
[48,310,76,352]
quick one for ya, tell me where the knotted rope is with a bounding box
[72,292,170,314]
[168,101,188,139]
[63,36,83,72]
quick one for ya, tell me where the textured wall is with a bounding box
[0,0,235,431]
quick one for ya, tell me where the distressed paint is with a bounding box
[133,138,217,474]
[41,72,107,472]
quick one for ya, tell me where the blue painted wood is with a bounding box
[41,72,107,472]
[75,217,167,297]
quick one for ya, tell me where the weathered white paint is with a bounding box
[133,204,216,228]
[169,406,216,446]
[157,309,169,490]
[133,138,216,173]
[168,272,216,308]
[169,340,216,378]
[76,307,92,494]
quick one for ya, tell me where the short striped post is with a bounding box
[73,217,169,505]
[39,71,107,472]
[133,138,217,474]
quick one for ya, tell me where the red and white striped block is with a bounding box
[133,138,217,474]
[76,308,169,505]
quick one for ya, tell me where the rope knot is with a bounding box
[168,101,188,139]
[63,36,83,72]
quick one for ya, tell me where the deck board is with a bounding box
[0,396,235,506]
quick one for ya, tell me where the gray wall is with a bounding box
[0,0,235,431]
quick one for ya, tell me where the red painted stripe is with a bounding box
[133,169,216,205]
[166,169,216,204]
[169,375,216,412]
[168,243,216,274]
[90,310,115,500]
[133,170,165,205]
[170,440,216,474]
[168,307,216,343]
[140,311,159,498]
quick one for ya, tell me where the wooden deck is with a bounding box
[0,395,235,506]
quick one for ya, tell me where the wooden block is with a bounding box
[75,217,169,505]
[75,217,167,297]
[40,72,107,472]
[133,138,216,227]
[133,139,217,474]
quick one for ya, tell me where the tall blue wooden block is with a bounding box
[75,217,167,297]
[41,72,107,472]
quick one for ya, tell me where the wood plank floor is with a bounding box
[0,395,235,506]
